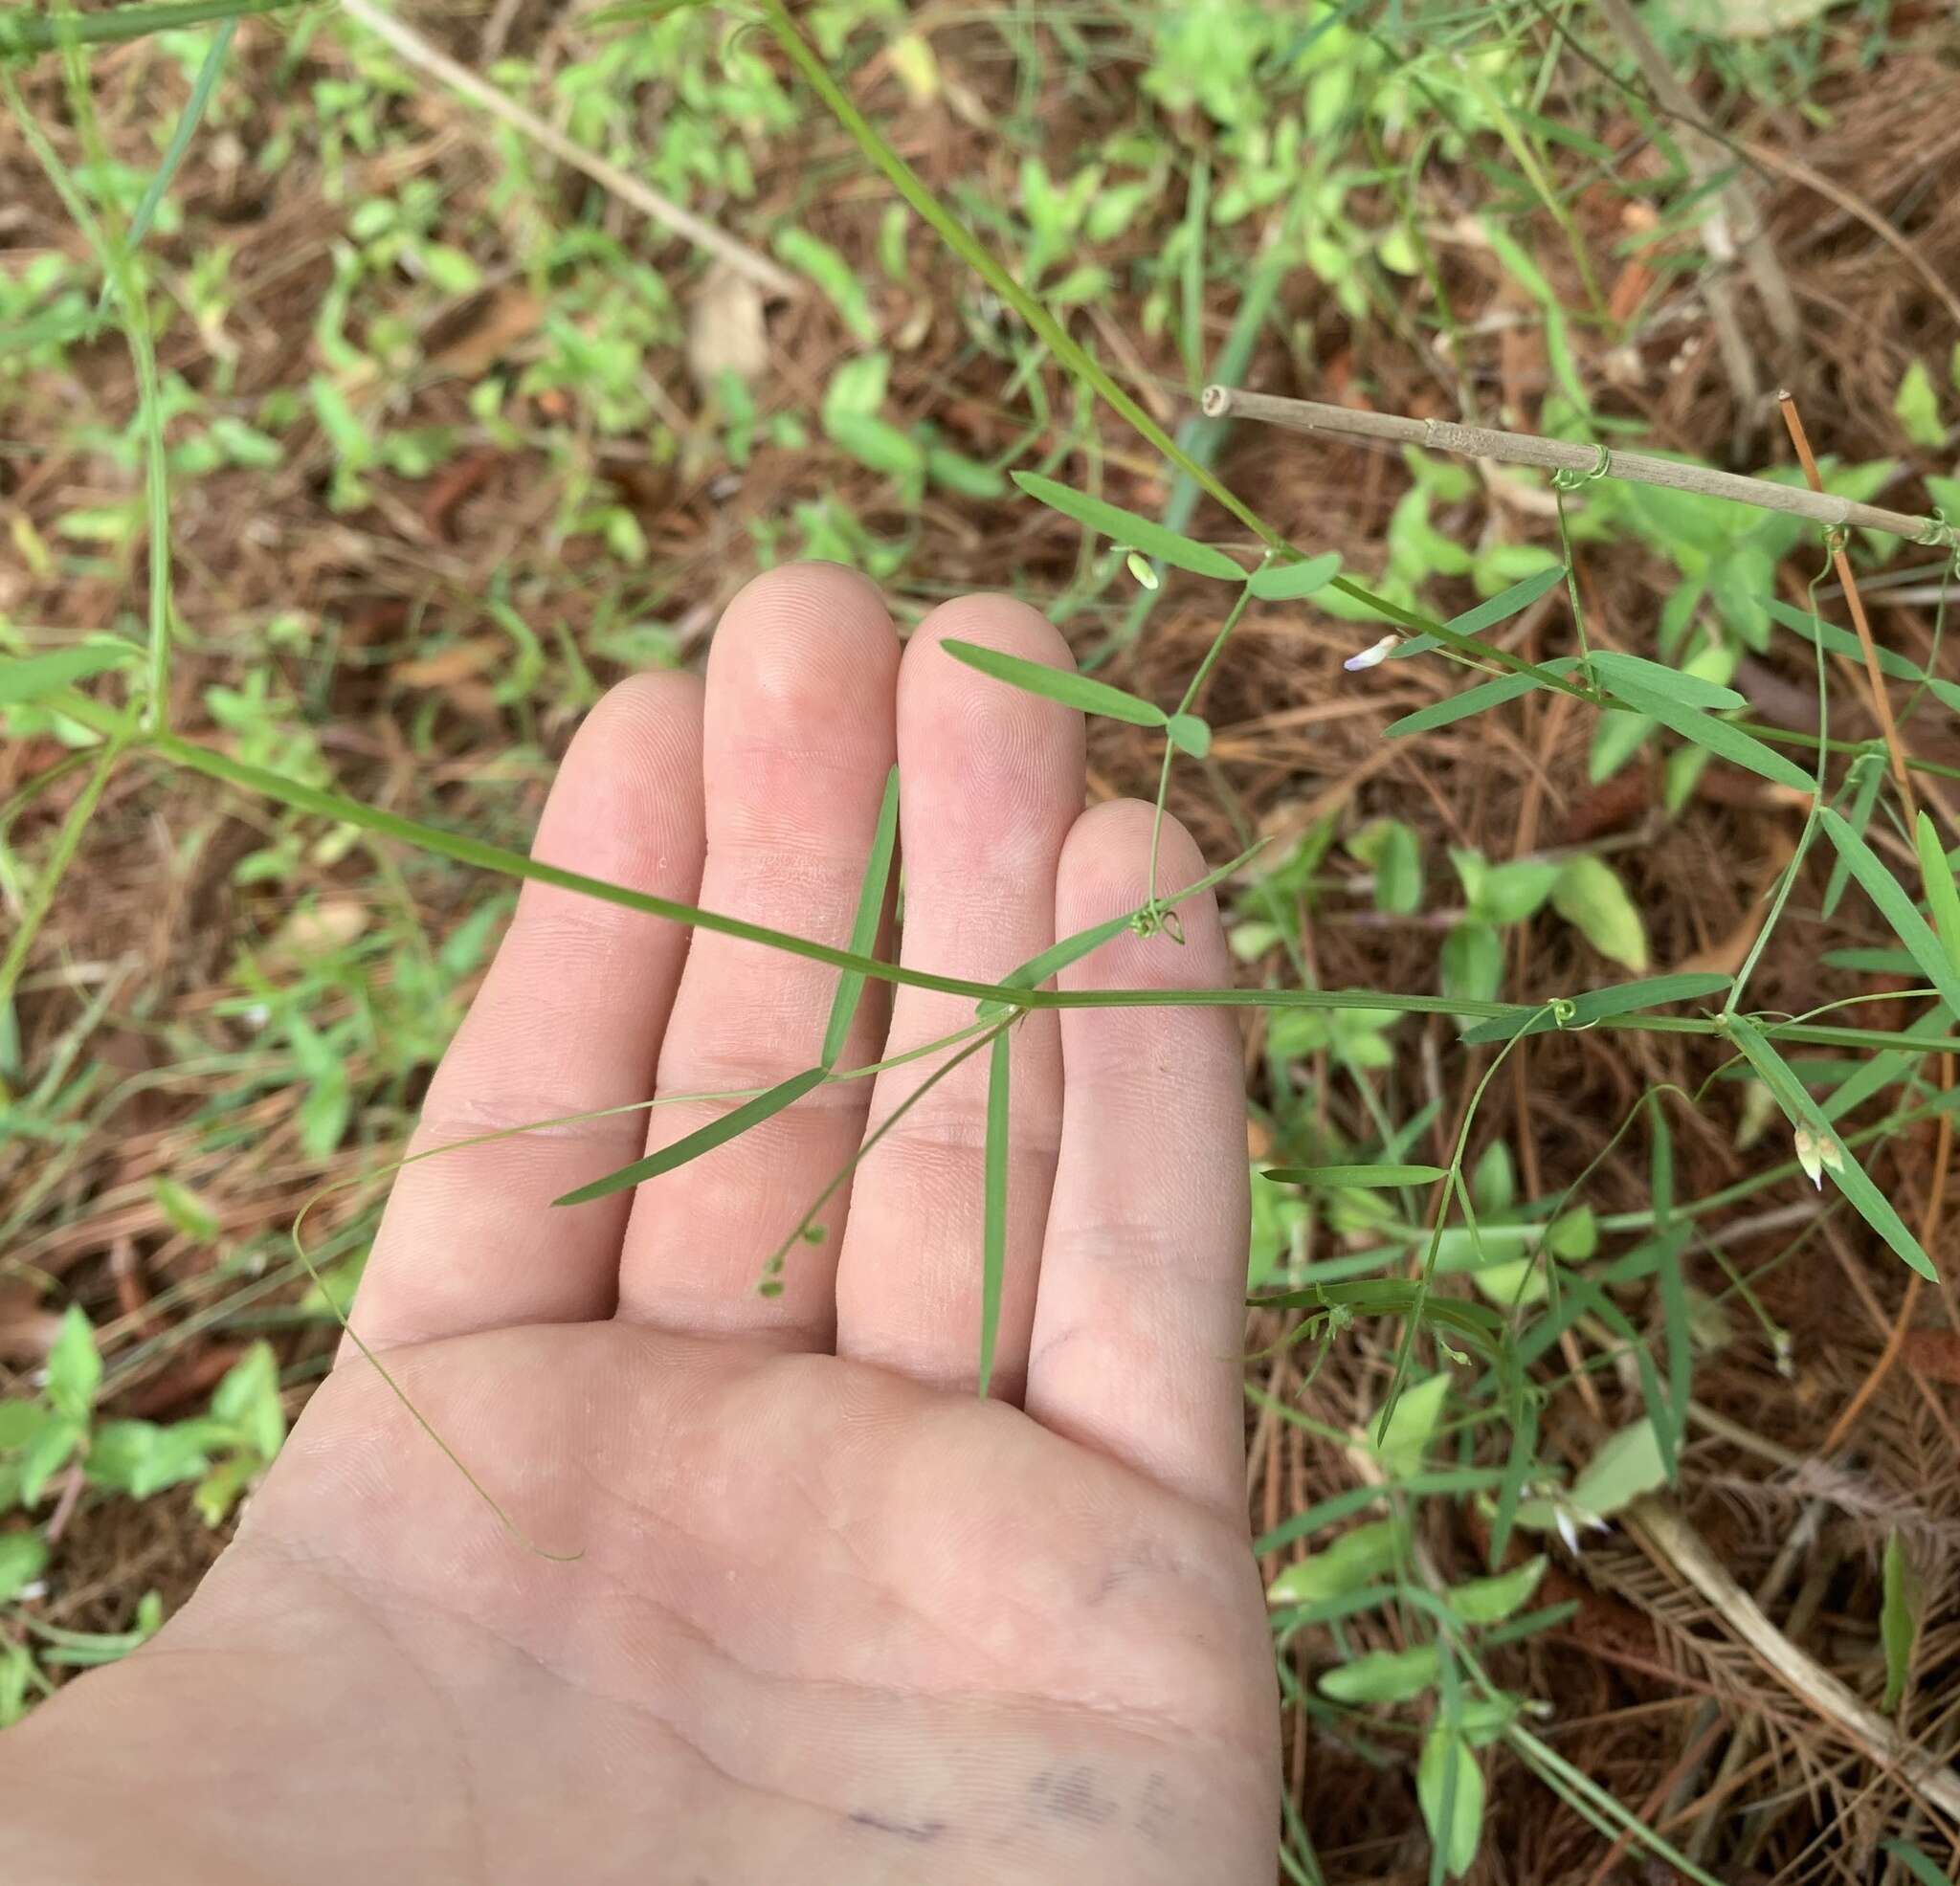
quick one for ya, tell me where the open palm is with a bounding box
[5,567,1279,1884]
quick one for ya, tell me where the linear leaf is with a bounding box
[1916,810,1960,981]
[1593,667,1815,791]
[1457,972,1730,1044]
[978,1028,1011,1397]
[1488,1392,1538,1569]
[553,1066,825,1206]
[1264,1164,1449,1187]
[821,765,900,1069]
[1766,597,1921,680]
[126,17,235,251]
[1387,655,1581,738]
[1588,650,1745,711]
[1247,551,1343,600]
[1824,754,1886,921]
[1820,808,1960,1017]
[942,637,1167,727]
[1388,566,1567,661]
[1882,1532,1921,1712]
[1882,1842,1953,1886]
[1726,1012,1937,1279]
[1010,471,1244,580]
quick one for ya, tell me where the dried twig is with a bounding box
[337,0,800,300]
[1627,1496,1960,1824]
[1202,387,1952,545]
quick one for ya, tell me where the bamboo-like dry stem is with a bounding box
[1202,386,1952,547]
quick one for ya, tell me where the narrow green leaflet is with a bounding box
[821,765,900,1069]
[1387,656,1581,739]
[1882,1842,1955,1886]
[977,846,1254,1017]
[1488,1391,1538,1568]
[1258,1472,1499,1561]
[1882,1532,1921,1712]
[0,643,138,704]
[1592,666,1815,791]
[1726,1011,1937,1279]
[1765,597,1921,680]
[1820,808,1960,1017]
[941,638,1167,728]
[1916,811,1960,980]
[1264,1164,1448,1187]
[1824,754,1887,921]
[978,1029,1011,1397]
[1458,972,1730,1045]
[553,1066,825,1206]
[1247,551,1343,601]
[1387,566,1567,661]
[1010,471,1244,580]
[125,17,235,251]
[1588,650,1745,711]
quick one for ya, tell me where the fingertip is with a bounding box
[1055,799,1229,987]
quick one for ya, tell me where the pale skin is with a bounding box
[2,567,1281,1883]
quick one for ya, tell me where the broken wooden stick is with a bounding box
[1201,385,1953,548]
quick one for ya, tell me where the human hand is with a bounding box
[2,567,1278,1884]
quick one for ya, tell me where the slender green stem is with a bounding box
[0,733,129,1014]
[0,0,296,56]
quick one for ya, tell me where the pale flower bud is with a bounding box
[1344,634,1398,673]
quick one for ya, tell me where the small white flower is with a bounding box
[1344,635,1398,673]
[1793,1125,1843,1190]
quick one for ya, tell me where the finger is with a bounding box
[615,564,900,1343]
[352,673,707,1351]
[1024,801,1251,1517]
[834,596,1084,1397]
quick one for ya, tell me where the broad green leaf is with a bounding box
[150,1175,219,1242]
[1458,972,1730,1044]
[1548,1206,1597,1260]
[978,1028,1011,1397]
[85,1418,217,1499]
[1247,551,1343,600]
[1417,1725,1483,1879]
[0,642,138,705]
[1894,359,1947,450]
[1916,811,1960,981]
[19,1416,84,1506]
[1471,1142,1515,1215]
[211,1342,285,1462]
[1446,1554,1547,1626]
[1319,1644,1438,1704]
[1386,657,1582,738]
[1589,701,1655,785]
[977,849,1251,1018]
[941,638,1167,728]
[1348,818,1423,915]
[1593,666,1815,792]
[1265,1164,1447,1188]
[1266,1518,1406,1608]
[1882,1531,1921,1712]
[1468,1257,1548,1308]
[0,1531,48,1604]
[1476,858,1559,925]
[1373,1371,1450,1477]
[1166,712,1212,757]
[825,411,925,479]
[45,1305,100,1423]
[1010,472,1244,580]
[774,228,879,342]
[821,766,900,1069]
[1442,922,1503,1008]
[1819,809,1960,1019]
[0,1400,49,1450]
[554,1067,826,1206]
[1569,1417,1667,1520]
[1387,566,1568,661]
[1551,855,1648,972]
[1588,650,1744,711]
